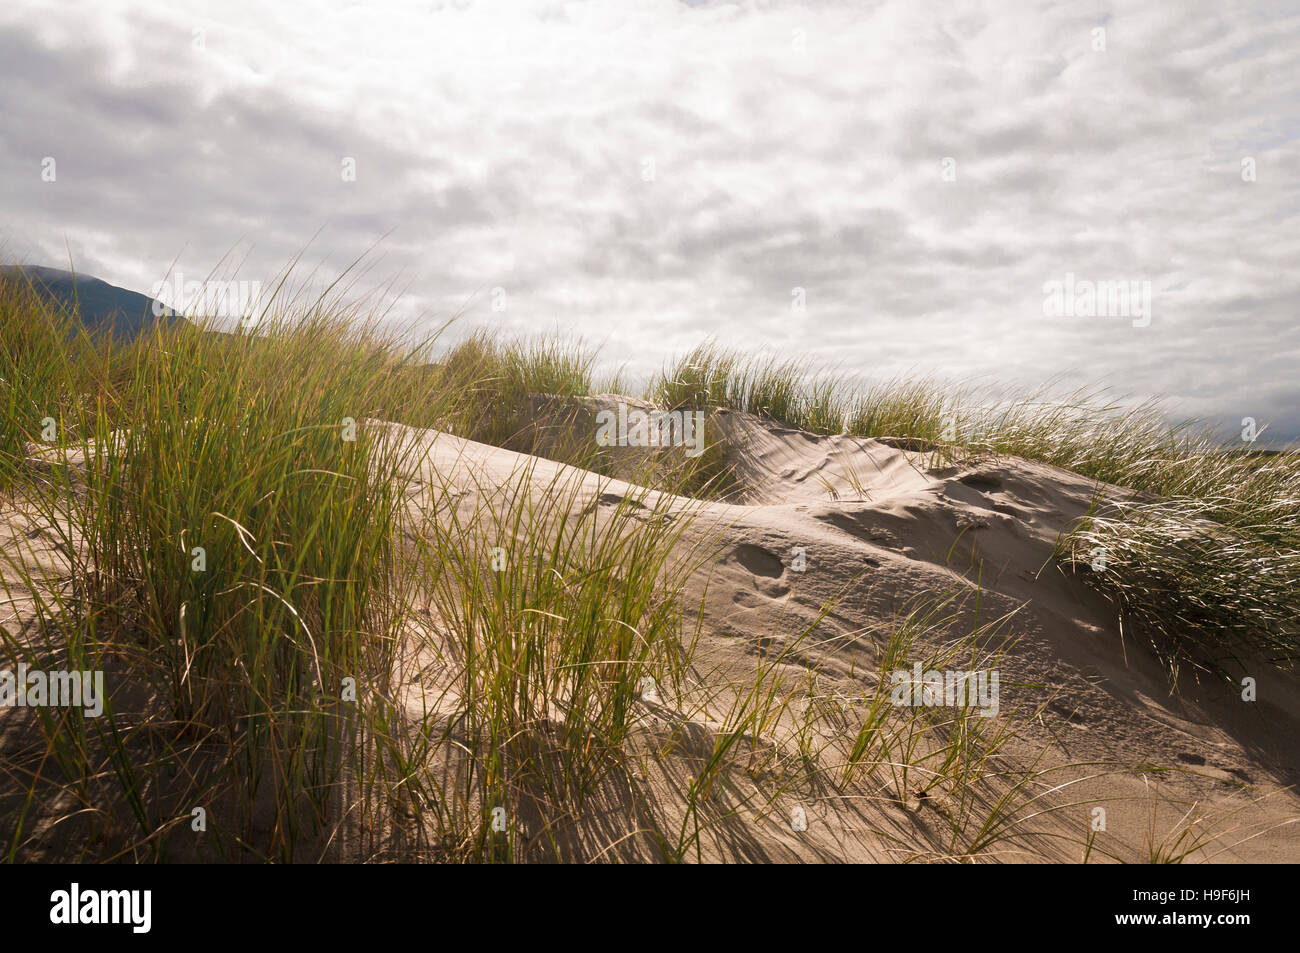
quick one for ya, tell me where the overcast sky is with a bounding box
[2,0,1297,442]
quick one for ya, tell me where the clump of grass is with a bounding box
[393,456,717,861]
[844,376,957,444]
[650,341,743,411]
[1060,486,1300,670]
[428,331,596,451]
[1,278,448,859]
[0,274,107,489]
[650,342,954,439]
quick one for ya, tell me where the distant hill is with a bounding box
[0,265,181,340]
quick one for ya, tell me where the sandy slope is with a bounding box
[388,407,1300,862]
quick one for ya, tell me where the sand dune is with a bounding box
[366,406,1300,862]
[4,401,1298,862]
